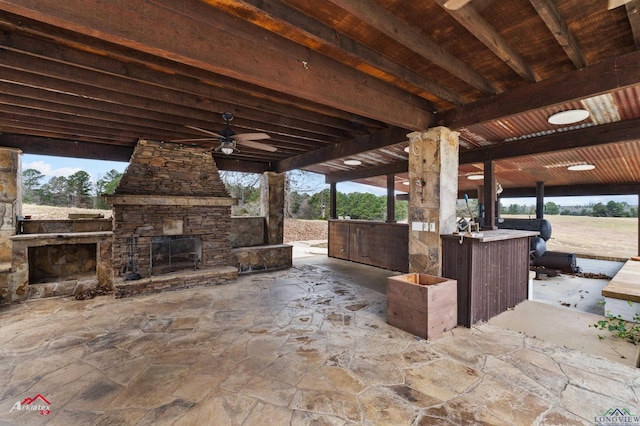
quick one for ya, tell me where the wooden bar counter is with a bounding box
[441,229,538,327]
[328,219,408,272]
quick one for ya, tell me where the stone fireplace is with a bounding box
[106,139,237,296]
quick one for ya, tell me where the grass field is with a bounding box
[503,214,637,259]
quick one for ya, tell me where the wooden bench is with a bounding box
[602,258,640,322]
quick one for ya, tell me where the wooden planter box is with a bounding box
[387,273,457,339]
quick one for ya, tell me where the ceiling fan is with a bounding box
[172,112,277,155]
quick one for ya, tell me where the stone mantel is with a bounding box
[104,195,238,207]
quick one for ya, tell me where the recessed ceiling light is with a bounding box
[403,146,410,153]
[343,159,361,166]
[402,181,410,186]
[567,163,595,171]
[467,174,484,180]
[548,109,590,125]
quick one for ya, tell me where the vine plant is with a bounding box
[590,300,640,345]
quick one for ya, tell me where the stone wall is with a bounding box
[230,216,265,247]
[0,148,21,263]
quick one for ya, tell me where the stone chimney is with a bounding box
[107,139,236,279]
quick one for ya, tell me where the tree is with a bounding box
[95,169,123,208]
[22,168,45,204]
[40,176,69,206]
[606,200,624,217]
[66,170,93,207]
[591,202,607,217]
[545,201,559,215]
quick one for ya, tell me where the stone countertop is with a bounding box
[441,229,539,243]
[10,231,113,241]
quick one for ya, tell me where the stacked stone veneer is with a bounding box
[107,140,236,281]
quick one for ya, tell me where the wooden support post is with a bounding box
[330,182,337,219]
[536,181,545,219]
[482,160,497,230]
[386,174,396,223]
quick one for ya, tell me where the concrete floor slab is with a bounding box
[0,259,639,425]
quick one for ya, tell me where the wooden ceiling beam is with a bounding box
[324,118,640,182]
[460,118,640,164]
[205,0,463,106]
[325,161,409,184]
[0,134,134,161]
[0,47,350,142]
[0,10,386,133]
[327,0,500,95]
[528,0,586,69]
[0,27,367,138]
[276,127,409,173]
[438,50,640,128]
[499,182,640,198]
[436,0,540,82]
[0,0,433,130]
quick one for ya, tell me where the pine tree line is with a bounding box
[22,168,123,209]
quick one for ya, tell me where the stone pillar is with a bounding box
[261,172,285,245]
[407,127,459,276]
[0,147,21,263]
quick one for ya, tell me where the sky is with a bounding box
[22,154,637,206]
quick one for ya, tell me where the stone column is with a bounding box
[407,127,459,276]
[261,172,285,245]
[0,147,21,263]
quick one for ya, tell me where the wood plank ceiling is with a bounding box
[0,0,639,196]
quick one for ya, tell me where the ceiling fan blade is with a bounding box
[233,132,271,141]
[443,0,472,10]
[607,0,633,8]
[169,137,218,142]
[185,125,223,138]
[236,139,278,152]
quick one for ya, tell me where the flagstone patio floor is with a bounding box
[0,260,639,425]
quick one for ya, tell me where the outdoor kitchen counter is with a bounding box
[441,229,538,327]
[441,229,539,243]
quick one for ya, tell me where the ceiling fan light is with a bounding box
[344,159,362,166]
[547,109,590,125]
[567,163,595,171]
[214,140,238,155]
[443,0,471,10]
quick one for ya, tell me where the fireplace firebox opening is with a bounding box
[151,236,201,275]
[28,243,97,284]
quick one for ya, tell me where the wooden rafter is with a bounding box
[0,0,433,130]
[438,50,640,128]
[276,127,410,173]
[204,0,464,106]
[528,0,586,69]
[326,0,501,95]
[323,118,640,183]
[435,0,540,82]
